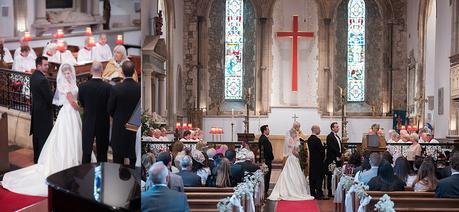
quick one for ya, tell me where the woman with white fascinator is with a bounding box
[1,63,95,197]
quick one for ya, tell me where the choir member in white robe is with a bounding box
[55,42,77,65]
[12,46,35,73]
[92,34,112,62]
[44,43,60,63]
[42,34,58,56]
[0,38,13,63]
[77,37,93,63]
[14,37,37,60]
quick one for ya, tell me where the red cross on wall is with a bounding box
[277,15,314,92]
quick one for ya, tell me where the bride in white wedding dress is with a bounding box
[268,128,314,201]
[2,63,93,197]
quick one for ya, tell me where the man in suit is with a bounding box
[259,125,274,196]
[156,152,184,192]
[108,61,140,168]
[225,149,244,186]
[436,154,459,198]
[176,155,202,187]
[308,125,326,199]
[78,62,111,163]
[326,122,343,197]
[29,56,53,163]
[141,162,190,212]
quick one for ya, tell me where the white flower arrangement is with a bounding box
[217,170,264,210]
[349,182,369,199]
[261,163,269,175]
[374,194,395,212]
[328,161,337,172]
[333,167,343,177]
[217,197,232,212]
[338,175,355,191]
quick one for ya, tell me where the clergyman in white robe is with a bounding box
[77,47,93,64]
[12,53,35,73]
[15,46,37,60]
[55,50,77,66]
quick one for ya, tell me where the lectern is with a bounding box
[361,133,387,152]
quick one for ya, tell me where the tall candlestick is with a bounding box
[24,32,32,41]
[57,29,64,39]
[116,35,123,45]
[85,27,92,36]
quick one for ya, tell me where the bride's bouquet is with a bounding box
[298,141,307,171]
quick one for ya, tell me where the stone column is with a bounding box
[143,69,153,113]
[92,0,100,16]
[323,18,332,115]
[34,0,48,25]
[258,17,270,114]
[158,75,166,116]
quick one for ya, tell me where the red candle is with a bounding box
[116,35,123,45]
[176,122,181,129]
[85,27,92,36]
[23,32,32,41]
[57,41,65,52]
[57,29,64,39]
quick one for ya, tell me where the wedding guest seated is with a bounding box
[14,37,37,59]
[225,149,243,186]
[102,45,138,82]
[354,151,371,175]
[180,130,193,142]
[382,151,394,165]
[172,141,185,169]
[56,42,77,65]
[216,145,229,157]
[0,38,13,63]
[394,156,417,187]
[215,158,232,188]
[12,46,35,73]
[436,160,452,180]
[413,160,438,191]
[177,155,202,187]
[156,152,184,192]
[77,37,93,63]
[191,149,211,186]
[235,148,259,175]
[368,160,406,191]
[435,154,459,198]
[342,151,361,176]
[355,152,381,184]
[141,162,190,212]
[206,148,217,171]
[92,33,112,62]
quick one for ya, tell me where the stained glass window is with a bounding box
[224,0,244,100]
[347,0,365,102]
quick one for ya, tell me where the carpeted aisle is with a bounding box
[0,187,46,211]
[276,200,320,212]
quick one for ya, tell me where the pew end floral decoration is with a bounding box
[374,194,395,212]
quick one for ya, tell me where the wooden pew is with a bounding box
[352,191,435,212]
[0,113,8,172]
[362,196,459,212]
[185,187,233,212]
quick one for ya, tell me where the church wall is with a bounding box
[433,0,452,138]
[424,0,436,125]
[0,0,14,37]
[270,0,319,107]
[406,0,420,61]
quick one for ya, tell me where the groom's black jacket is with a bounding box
[29,70,53,138]
[78,78,111,162]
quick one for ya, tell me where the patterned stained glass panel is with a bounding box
[347,0,365,102]
[224,0,244,100]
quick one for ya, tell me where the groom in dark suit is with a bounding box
[326,122,343,197]
[259,125,273,196]
[78,62,111,163]
[108,61,140,168]
[308,125,326,199]
[29,56,53,163]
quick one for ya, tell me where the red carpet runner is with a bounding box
[277,200,320,212]
[0,187,46,211]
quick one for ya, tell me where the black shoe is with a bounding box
[328,194,334,198]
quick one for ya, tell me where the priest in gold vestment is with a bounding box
[102,45,138,82]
